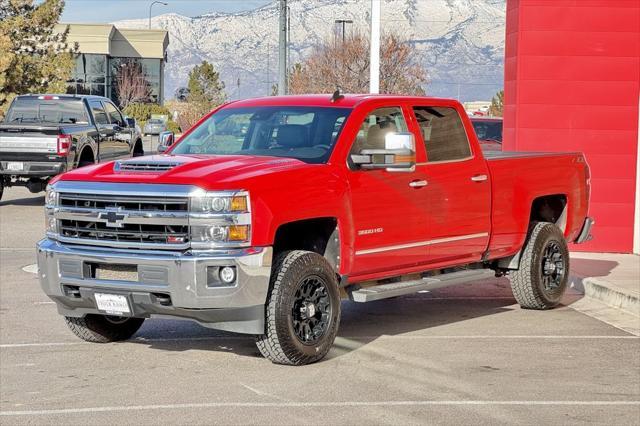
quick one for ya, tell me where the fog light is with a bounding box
[219,266,236,284]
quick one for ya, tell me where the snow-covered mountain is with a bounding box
[114,0,505,101]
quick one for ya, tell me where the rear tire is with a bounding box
[64,315,144,343]
[509,222,569,309]
[256,250,340,365]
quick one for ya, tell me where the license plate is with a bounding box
[6,162,23,171]
[95,293,130,315]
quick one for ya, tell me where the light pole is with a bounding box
[149,1,168,29]
[369,0,380,94]
[334,19,353,45]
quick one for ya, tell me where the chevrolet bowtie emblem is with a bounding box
[98,210,128,228]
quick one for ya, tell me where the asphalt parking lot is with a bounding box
[1,183,639,425]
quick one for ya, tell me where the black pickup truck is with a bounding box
[0,94,144,199]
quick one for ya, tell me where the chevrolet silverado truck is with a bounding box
[37,94,593,365]
[0,94,143,200]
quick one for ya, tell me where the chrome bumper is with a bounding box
[574,217,595,244]
[0,161,66,176]
[36,239,272,334]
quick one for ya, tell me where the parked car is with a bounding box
[0,94,143,199]
[471,116,502,151]
[37,94,593,365]
[143,118,166,136]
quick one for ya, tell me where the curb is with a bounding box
[582,277,639,318]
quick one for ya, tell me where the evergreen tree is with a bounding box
[187,60,226,108]
[0,0,77,118]
[489,89,504,117]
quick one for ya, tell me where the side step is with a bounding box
[348,269,496,303]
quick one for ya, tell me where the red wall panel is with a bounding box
[504,0,640,253]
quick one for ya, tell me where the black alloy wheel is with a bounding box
[291,275,332,345]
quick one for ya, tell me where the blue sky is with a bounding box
[61,0,272,23]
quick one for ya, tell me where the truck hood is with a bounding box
[55,154,320,190]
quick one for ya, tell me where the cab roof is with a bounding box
[226,94,458,108]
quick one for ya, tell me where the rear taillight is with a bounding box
[57,134,71,156]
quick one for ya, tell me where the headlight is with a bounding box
[189,191,251,248]
[191,225,250,244]
[45,186,57,207]
[45,216,57,233]
[190,192,248,213]
[44,186,57,234]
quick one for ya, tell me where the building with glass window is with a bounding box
[54,24,169,106]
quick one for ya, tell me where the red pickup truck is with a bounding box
[37,94,593,365]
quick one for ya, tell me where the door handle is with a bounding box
[409,179,428,188]
[471,174,488,182]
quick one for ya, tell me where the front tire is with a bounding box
[64,315,144,343]
[509,222,569,309]
[256,250,341,365]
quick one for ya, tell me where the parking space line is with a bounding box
[1,335,637,348]
[2,400,639,416]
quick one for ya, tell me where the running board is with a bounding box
[348,269,495,303]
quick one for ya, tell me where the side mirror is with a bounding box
[351,132,416,172]
[158,131,175,153]
[125,117,136,128]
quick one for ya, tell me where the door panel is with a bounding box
[89,100,116,161]
[347,105,430,276]
[411,105,491,266]
[349,169,430,275]
[104,102,132,157]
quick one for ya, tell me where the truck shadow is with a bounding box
[129,278,524,361]
[566,257,619,294]
[0,194,44,207]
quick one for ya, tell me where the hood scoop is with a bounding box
[114,158,184,173]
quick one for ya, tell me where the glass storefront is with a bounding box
[66,54,162,106]
[66,54,108,97]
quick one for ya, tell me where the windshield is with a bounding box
[4,97,89,124]
[170,106,351,164]
[471,120,502,142]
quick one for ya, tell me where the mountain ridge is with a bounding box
[113,0,506,101]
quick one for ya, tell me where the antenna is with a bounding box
[331,87,344,103]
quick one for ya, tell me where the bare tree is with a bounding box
[289,32,427,95]
[115,59,151,108]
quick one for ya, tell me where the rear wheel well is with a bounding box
[272,218,339,269]
[530,194,567,232]
[77,147,95,167]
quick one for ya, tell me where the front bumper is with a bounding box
[36,239,272,334]
[0,160,66,177]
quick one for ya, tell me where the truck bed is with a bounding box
[484,151,583,160]
[484,149,590,261]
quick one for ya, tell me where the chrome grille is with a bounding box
[56,192,190,249]
[59,193,188,211]
[114,160,183,172]
[59,220,189,245]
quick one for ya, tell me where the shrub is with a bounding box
[122,103,180,131]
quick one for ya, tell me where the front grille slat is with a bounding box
[57,192,190,249]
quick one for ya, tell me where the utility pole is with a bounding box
[277,0,288,95]
[369,0,381,94]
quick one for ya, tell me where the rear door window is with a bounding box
[89,101,109,125]
[413,106,471,162]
